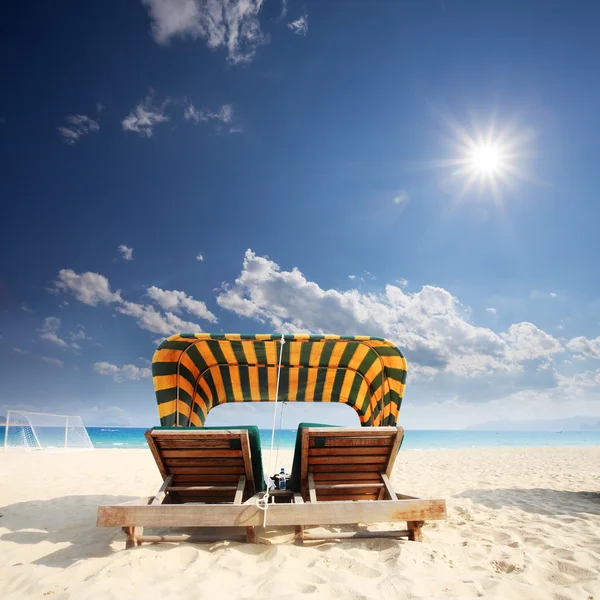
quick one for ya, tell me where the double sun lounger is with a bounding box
[98,425,447,547]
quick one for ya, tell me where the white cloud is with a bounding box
[530,290,558,300]
[196,253,204,261]
[41,356,64,367]
[96,102,105,113]
[69,327,89,341]
[12,348,28,354]
[54,269,122,305]
[288,14,308,36]
[122,93,169,137]
[39,317,69,348]
[278,0,288,20]
[94,361,151,382]
[486,307,497,315]
[566,336,600,360]
[396,278,408,288]
[216,250,565,380]
[348,275,356,280]
[184,103,233,125]
[147,286,218,322]
[58,114,100,145]
[117,300,202,335]
[118,244,133,261]
[142,0,267,64]
[21,304,33,313]
[53,268,207,337]
[500,322,563,362]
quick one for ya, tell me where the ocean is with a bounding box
[3,427,599,451]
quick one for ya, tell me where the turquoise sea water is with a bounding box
[3,427,599,451]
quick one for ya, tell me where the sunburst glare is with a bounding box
[445,119,534,206]
[420,114,536,208]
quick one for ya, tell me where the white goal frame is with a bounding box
[3,410,94,452]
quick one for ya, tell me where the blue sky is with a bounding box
[1,0,600,429]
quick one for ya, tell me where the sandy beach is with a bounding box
[1,446,599,599]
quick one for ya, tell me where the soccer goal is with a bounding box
[3,410,94,452]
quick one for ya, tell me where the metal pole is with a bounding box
[3,410,10,449]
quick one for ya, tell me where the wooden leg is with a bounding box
[246,526,256,543]
[293,493,305,544]
[125,526,144,548]
[407,521,424,542]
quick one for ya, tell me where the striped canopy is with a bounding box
[152,334,407,428]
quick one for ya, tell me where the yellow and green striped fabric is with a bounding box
[152,334,407,428]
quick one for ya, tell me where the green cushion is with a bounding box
[151,425,266,492]
[287,422,338,492]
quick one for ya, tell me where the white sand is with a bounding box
[1,446,599,599]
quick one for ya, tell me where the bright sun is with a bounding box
[426,115,534,206]
[470,144,504,174]
[447,122,530,202]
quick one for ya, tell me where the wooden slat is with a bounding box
[317,488,382,496]
[308,472,317,503]
[306,427,398,437]
[179,497,236,504]
[311,464,385,473]
[98,498,448,528]
[317,494,379,501]
[314,483,384,490]
[150,475,173,506]
[164,458,244,467]
[239,432,255,493]
[161,450,243,458]
[234,476,246,504]
[167,467,246,475]
[309,437,393,448]
[157,440,233,449]
[385,426,404,476]
[172,475,241,483]
[308,455,387,465]
[243,493,264,505]
[136,534,246,543]
[312,472,381,482]
[145,430,168,480]
[309,447,390,456]
[150,430,251,438]
[381,473,396,500]
[303,530,410,540]
[167,485,238,492]
[300,427,309,499]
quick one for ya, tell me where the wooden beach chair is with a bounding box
[98,425,445,547]
[287,424,445,542]
[102,427,266,548]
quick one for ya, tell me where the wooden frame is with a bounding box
[98,426,446,547]
[114,429,260,547]
[293,426,445,542]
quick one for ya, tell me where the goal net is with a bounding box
[3,410,94,452]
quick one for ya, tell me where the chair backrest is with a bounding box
[299,426,404,501]
[145,427,265,503]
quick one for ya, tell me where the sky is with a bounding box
[1,0,600,430]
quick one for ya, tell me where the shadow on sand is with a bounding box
[0,495,313,568]
[456,488,600,515]
[0,494,141,568]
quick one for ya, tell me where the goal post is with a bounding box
[3,410,94,452]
